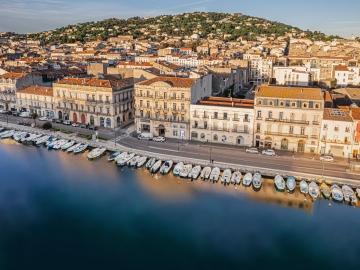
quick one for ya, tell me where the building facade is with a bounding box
[52,77,134,128]
[134,75,212,140]
[254,85,325,153]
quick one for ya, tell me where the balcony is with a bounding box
[264,131,308,138]
[312,121,320,125]
[265,118,309,125]
[243,118,250,122]
[232,129,249,134]
[321,139,351,145]
[203,115,209,119]
[192,125,208,130]
[310,135,318,139]
[211,127,229,132]
[232,117,240,121]
[256,117,263,120]
[193,114,200,118]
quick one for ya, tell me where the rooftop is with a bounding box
[255,85,324,101]
[17,86,53,97]
[323,108,353,122]
[137,76,197,88]
[196,97,254,108]
[56,77,134,88]
[0,72,29,80]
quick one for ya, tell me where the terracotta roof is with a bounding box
[323,108,353,122]
[17,86,53,97]
[137,76,197,88]
[350,108,360,120]
[197,97,254,108]
[334,65,348,71]
[255,85,324,100]
[0,72,29,79]
[57,77,134,88]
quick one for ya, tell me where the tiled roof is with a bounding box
[334,65,348,71]
[350,108,360,120]
[57,77,134,88]
[17,86,53,97]
[197,97,254,108]
[323,108,353,122]
[255,85,324,101]
[137,76,197,88]
[0,72,29,79]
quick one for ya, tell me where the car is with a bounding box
[63,120,72,125]
[12,111,20,116]
[80,124,87,129]
[4,110,12,115]
[153,136,166,142]
[0,109,6,114]
[320,155,334,162]
[39,117,49,121]
[246,148,259,154]
[55,119,63,124]
[89,125,98,130]
[72,122,80,127]
[262,149,276,156]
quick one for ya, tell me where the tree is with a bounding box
[42,122,52,130]
[330,78,337,89]
[31,113,38,127]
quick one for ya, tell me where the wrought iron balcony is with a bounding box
[265,118,309,125]
[231,129,249,134]
[264,131,308,138]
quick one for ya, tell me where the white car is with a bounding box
[39,117,49,121]
[72,122,80,127]
[153,136,166,142]
[320,155,334,162]
[262,149,276,156]
[246,148,259,154]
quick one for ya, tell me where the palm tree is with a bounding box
[31,113,38,127]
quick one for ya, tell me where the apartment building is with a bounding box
[273,67,312,86]
[254,85,324,153]
[16,86,55,117]
[190,97,254,146]
[134,75,212,140]
[249,59,273,85]
[53,77,134,128]
[333,65,360,87]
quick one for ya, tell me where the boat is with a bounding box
[173,162,184,176]
[188,165,201,179]
[47,139,58,149]
[243,173,252,186]
[127,155,140,166]
[331,185,343,202]
[107,151,121,161]
[136,156,148,168]
[61,140,75,150]
[356,188,360,200]
[35,135,50,145]
[274,175,285,191]
[151,160,162,173]
[87,147,106,159]
[221,169,232,184]
[320,183,331,199]
[45,137,57,146]
[73,143,88,154]
[53,139,68,150]
[160,160,173,174]
[114,152,128,162]
[286,176,296,193]
[27,134,43,143]
[20,133,35,142]
[1,130,15,138]
[67,142,82,152]
[309,181,320,199]
[252,173,262,189]
[209,167,220,182]
[180,164,192,178]
[231,171,242,185]
[200,167,212,180]
[299,180,309,194]
[13,132,27,142]
[342,185,356,204]
[145,157,156,169]
[117,152,135,166]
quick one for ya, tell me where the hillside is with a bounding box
[29,12,341,44]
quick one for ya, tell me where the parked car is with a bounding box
[0,109,5,114]
[19,112,30,118]
[153,136,166,142]
[262,149,276,156]
[39,117,49,121]
[246,148,259,154]
[72,122,80,127]
[80,124,87,129]
[137,132,153,140]
[12,111,20,116]
[63,120,72,125]
[319,155,334,162]
[89,125,98,130]
[55,119,63,124]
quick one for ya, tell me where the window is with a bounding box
[345,127,350,132]
[164,103,167,109]
[164,114,167,120]
[92,94,95,101]
[334,125,339,131]
[291,102,296,107]
[269,100,273,106]
[173,103,176,110]
[173,114,177,121]
[140,100,143,107]
[181,93,185,100]
[257,99,262,105]
[155,91,158,98]
[268,111,272,119]
[93,107,96,113]
[256,123,261,132]
[70,103,73,109]
[100,107,103,113]
[147,91,150,97]
[315,103,320,109]
[257,111,262,118]
[214,112,218,119]
[106,96,109,102]
[164,92,167,99]
[147,101,150,108]
[279,112,283,120]
[99,95,102,101]
[301,127,305,135]
[204,121,208,129]
[323,124,327,130]
[155,102,158,108]
[107,108,110,114]
[289,126,294,134]
[173,92,176,99]
[87,106,90,112]
[223,113,227,119]
[173,130,178,136]
[302,102,308,108]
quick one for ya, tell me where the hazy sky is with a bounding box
[1,0,359,37]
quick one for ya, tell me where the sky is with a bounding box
[0,0,359,38]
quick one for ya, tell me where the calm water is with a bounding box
[0,139,359,270]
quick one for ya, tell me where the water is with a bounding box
[0,139,359,270]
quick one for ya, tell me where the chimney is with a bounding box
[232,102,234,107]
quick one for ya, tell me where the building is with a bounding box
[273,66,312,86]
[319,108,354,157]
[249,59,273,85]
[134,75,212,140]
[0,72,42,111]
[333,65,360,87]
[254,85,324,153]
[53,77,134,128]
[190,97,254,146]
[16,86,55,117]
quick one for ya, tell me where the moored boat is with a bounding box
[231,171,241,185]
[34,135,50,145]
[136,156,148,168]
[309,181,320,199]
[320,182,331,199]
[274,175,285,191]
[188,165,201,180]
[299,180,309,194]
[117,152,135,166]
[331,185,343,202]
[286,176,296,193]
[145,157,156,169]
[67,142,81,152]
[173,162,184,176]
[89,147,106,159]
[209,167,220,182]
[179,164,192,178]
[221,169,232,184]
[107,151,121,161]
[252,173,262,189]
[127,155,140,166]
[342,185,356,204]
[73,143,88,154]
[356,188,360,200]
[1,130,15,138]
[53,139,68,150]
[151,160,162,173]
[114,151,127,162]
[243,172,252,187]
[160,160,173,174]
[200,166,212,180]
[45,137,57,146]
[61,140,75,150]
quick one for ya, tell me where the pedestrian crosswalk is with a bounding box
[110,129,128,142]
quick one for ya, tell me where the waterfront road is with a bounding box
[0,114,358,181]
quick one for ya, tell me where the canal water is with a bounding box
[0,139,359,270]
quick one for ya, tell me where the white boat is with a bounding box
[127,155,140,166]
[67,142,82,152]
[87,147,106,159]
[73,143,88,154]
[200,167,212,180]
[61,140,75,150]
[221,169,232,184]
[34,135,50,145]
[45,138,57,146]
[32,135,47,144]
[20,133,34,142]
[342,185,356,204]
[173,162,184,176]
[357,188,360,200]
[309,181,320,199]
[145,157,156,169]
[252,173,262,189]
[274,175,285,191]
[242,172,252,186]
[286,176,296,193]
[114,151,128,162]
[331,185,343,202]
[231,171,242,185]
[53,139,68,150]
[136,156,148,168]
[151,160,162,173]
[28,134,43,142]
[117,152,135,166]
[209,167,220,182]
[160,160,173,174]
[188,165,201,179]
[299,180,309,194]
[13,132,28,142]
[107,151,121,161]
[179,164,192,178]
[1,130,15,138]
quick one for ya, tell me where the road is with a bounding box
[1,114,358,181]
